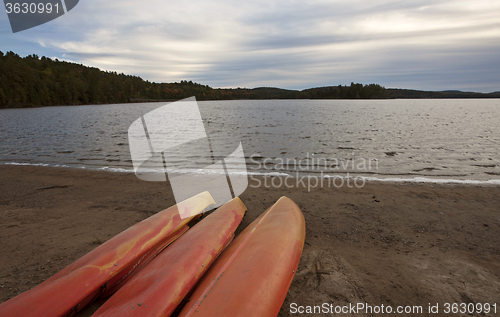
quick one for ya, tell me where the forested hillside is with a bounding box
[386,88,500,99]
[0,51,213,107]
[0,51,388,108]
[4,51,496,108]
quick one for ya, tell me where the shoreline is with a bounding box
[2,97,500,110]
[1,165,499,316]
[2,162,500,187]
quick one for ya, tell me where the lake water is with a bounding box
[1,99,500,184]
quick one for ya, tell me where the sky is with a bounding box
[1,0,499,92]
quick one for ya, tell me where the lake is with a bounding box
[1,99,499,184]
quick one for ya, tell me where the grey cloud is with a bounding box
[5,0,498,92]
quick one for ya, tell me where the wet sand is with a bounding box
[0,165,499,316]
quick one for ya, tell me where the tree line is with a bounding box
[385,88,500,99]
[5,51,494,108]
[0,51,390,108]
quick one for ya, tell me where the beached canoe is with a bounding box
[91,197,247,317]
[0,191,216,317]
[178,196,305,317]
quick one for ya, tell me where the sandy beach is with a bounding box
[0,165,499,316]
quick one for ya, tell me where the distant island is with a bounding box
[1,51,499,108]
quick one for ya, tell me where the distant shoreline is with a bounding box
[2,95,500,110]
[2,51,499,109]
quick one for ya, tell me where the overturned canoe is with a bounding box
[179,196,305,317]
[92,197,247,317]
[0,191,215,317]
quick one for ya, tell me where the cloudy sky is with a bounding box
[1,0,499,92]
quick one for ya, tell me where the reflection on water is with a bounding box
[1,99,499,182]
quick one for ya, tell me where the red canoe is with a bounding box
[91,197,247,317]
[178,196,305,317]
[0,191,216,317]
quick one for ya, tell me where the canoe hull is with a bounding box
[179,196,306,317]
[0,192,215,317]
[92,197,247,317]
